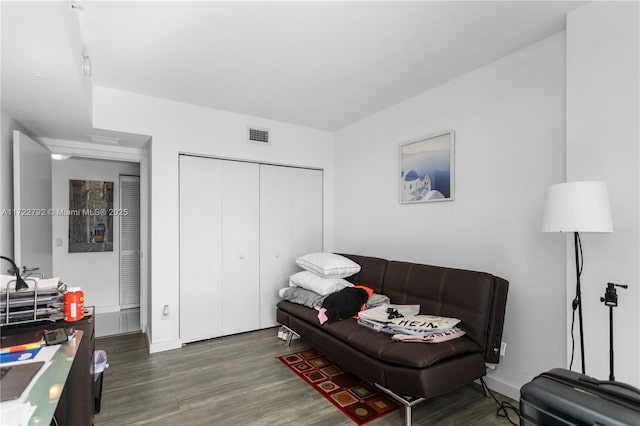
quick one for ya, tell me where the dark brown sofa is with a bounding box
[276,253,509,423]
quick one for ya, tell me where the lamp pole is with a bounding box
[600,282,627,381]
[573,232,586,375]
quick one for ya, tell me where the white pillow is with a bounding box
[289,271,353,296]
[296,252,361,278]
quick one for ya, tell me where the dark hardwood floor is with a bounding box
[94,328,517,425]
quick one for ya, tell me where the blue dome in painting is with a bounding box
[404,170,419,181]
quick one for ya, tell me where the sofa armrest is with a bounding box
[485,276,509,363]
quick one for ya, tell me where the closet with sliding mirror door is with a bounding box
[178,155,323,343]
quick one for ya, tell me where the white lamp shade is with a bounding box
[542,181,614,233]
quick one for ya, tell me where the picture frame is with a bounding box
[68,179,114,253]
[399,129,455,203]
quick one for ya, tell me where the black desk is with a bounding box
[0,311,95,426]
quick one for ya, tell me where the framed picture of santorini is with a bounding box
[399,130,455,203]
[68,179,114,253]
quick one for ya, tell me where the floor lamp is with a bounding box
[541,181,614,375]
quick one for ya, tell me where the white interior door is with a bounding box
[221,161,260,335]
[179,155,223,343]
[260,165,295,328]
[13,131,52,278]
[259,165,323,328]
[119,175,140,309]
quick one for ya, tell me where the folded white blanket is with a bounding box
[389,315,461,331]
[392,327,465,343]
[359,304,420,323]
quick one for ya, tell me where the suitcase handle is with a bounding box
[539,370,640,410]
[578,375,640,397]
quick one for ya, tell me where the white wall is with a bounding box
[52,157,140,313]
[566,2,639,385]
[334,33,567,399]
[92,88,334,351]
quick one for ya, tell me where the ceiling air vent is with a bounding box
[248,127,270,144]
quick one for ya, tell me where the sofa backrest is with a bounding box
[339,253,508,364]
[340,254,388,294]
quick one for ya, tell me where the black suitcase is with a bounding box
[520,368,640,425]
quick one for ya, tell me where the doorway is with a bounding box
[37,138,149,338]
[47,150,147,337]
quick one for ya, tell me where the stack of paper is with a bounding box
[0,276,61,292]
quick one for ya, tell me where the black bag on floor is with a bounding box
[520,368,640,425]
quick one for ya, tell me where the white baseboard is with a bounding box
[481,374,521,401]
[148,338,182,353]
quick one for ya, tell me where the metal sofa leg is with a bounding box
[374,383,425,426]
[281,325,299,347]
[479,377,490,397]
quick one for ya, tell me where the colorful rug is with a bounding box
[277,348,401,425]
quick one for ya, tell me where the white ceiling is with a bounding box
[2,1,585,147]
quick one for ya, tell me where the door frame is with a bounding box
[42,138,150,333]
